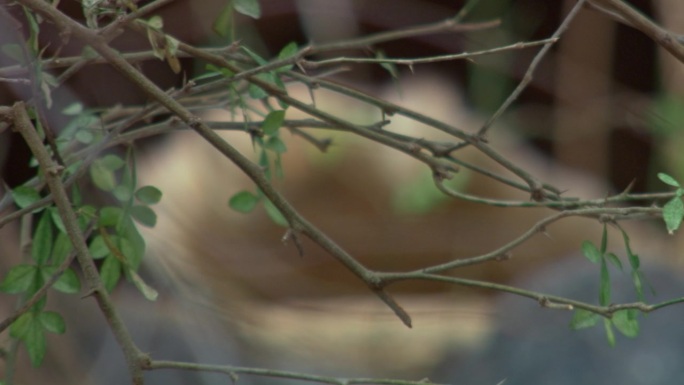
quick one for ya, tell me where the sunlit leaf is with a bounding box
[658,172,680,187]
[663,197,684,234]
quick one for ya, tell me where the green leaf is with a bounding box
[658,172,680,187]
[101,255,122,292]
[52,268,81,294]
[147,15,163,30]
[249,83,268,99]
[276,42,298,72]
[233,0,261,19]
[62,102,83,116]
[603,317,616,347]
[605,252,623,270]
[11,185,41,209]
[599,224,608,254]
[126,268,158,301]
[262,110,286,135]
[569,309,600,330]
[612,309,639,338]
[90,160,117,192]
[11,312,46,367]
[135,186,162,205]
[119,217,146,270]
[264,198,288,227]
[48,207,66,234]
[40,311,66,334]
[88,235,110,259]
[0,264,38,293]
[265,136,287,154]
[581,240,601,264]
[32,211,53,264]
[113,185,132,202]
[52,233,73,265]
[212,2,233,37]
[631,270,644,301]
[130,205,157,228]
[663,197,684,234]
[100,154,126,170]
[75,129,94,144]
[377,50,399,79]
[599,258,611,306]
[229,191,259,213]
[99,206,123,227]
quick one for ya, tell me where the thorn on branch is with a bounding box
[282,228,305,257]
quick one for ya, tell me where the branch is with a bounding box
[16,0,413,327]
[11,102,148,384]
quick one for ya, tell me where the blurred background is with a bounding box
[2,0,684,384]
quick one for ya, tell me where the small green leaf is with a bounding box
[212,2,233,37]
[126,268,158,301]
[603,317,616,347]
[135,186,163,205]
[52,233,73,265]
[377,50,399,79]
[32,212,53,264]
[0,264,38,293]
[249,83,268,99]
[100,154,126,170]
[233,0,261,19]
[605,252,623,270]
[62,102,83,116]
[658,172,680,187]
[569,309,600,330]
[581,240,601,264]
[113,185,132,202]
[11,185,41,209]
[265,136,287,154]
[229,191,259,213]
[75,129,94,144]
[612,309,639,338]
[99,206,123,227]
[88,235,110,259]
[101,255,122,292]
[264,198,288,227]
[599,258,611,306]
[663,197,684,234]
[90,160,117,192]
[631,270,645,301]
[130,205,157,228]
[242,46,268,65]
[40,311,66,334]
[147,15,163,30]
[600,225,608,254]
[262,110,286,135]
[11,312,46,367]
[119,218,146,270]
[48,207,66,234]
[52,268,81,294]
[276,42,298,72]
